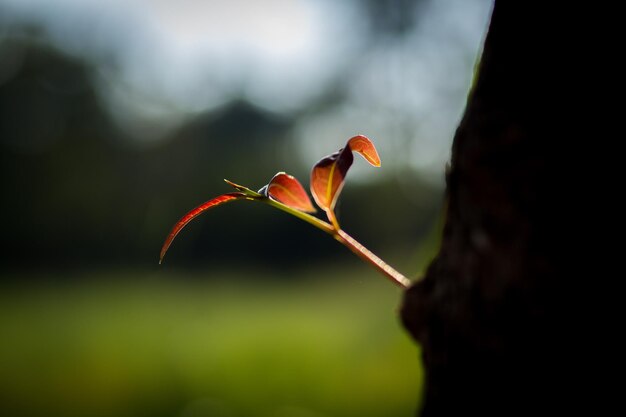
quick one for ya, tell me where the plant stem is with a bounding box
[327,210,341,232]
[264,198,335,233]
[334,229,411,289]
[263,198,411,289]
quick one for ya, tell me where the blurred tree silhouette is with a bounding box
[0,37,285,268]
[0,36,442,272]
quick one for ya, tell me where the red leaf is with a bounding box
[310,135,380,226]
[159,193,245,264]
[347,135,381,166]
[310,146,353,215]
[267,172,316,213]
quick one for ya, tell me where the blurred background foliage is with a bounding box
[0,0,491,416]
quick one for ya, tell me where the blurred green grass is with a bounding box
[0,267,423,417]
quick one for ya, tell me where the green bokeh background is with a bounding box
[1,269,424,417]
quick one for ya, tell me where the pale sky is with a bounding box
[1,0,492,181]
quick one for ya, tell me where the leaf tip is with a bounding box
[347,134,381,167]
[159,193,244,266]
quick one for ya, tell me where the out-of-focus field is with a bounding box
[0,267,423,417]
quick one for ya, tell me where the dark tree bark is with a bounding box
[400,2,589,415]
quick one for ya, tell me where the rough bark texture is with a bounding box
[401,2,585,415]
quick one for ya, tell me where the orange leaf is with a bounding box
[160,193,245,264]
[310,135,380,225]
[347,135,381,166]
[310,146,353,215]
[266,172,316,213]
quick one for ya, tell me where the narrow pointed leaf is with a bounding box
[347,135,381,166]
[267,172,316,213]
[160,192,246,264]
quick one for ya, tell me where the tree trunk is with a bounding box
[400,1,587,415]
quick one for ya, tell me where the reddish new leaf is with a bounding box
[310,146,353,215]
[347,135,381,167]
[310,135,380,226]
[266,172,316,213]
[159,193,245,264]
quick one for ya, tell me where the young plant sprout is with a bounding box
[160,135,411,289]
